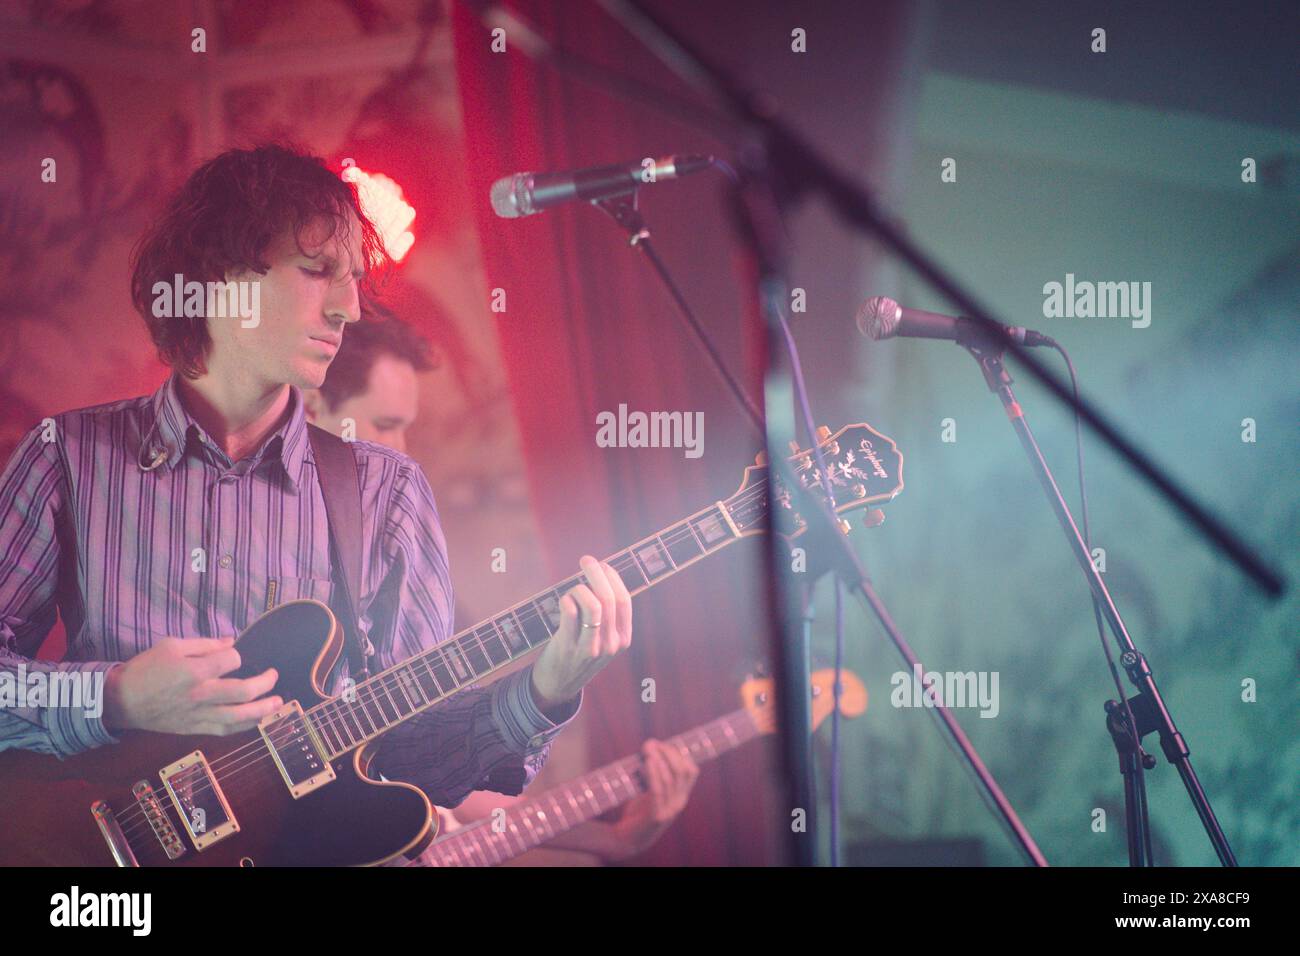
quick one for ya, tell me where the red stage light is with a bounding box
[342,164,417,263]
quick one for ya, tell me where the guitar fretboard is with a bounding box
[416,705,762,867]
[303,498,758,759]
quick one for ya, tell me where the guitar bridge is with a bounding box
[159,750,239,851]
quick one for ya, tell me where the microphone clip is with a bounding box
[138,446,168,471]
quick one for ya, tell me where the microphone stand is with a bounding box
[593,0,1264,869]
[593,193,821,856]
[591,188,1047,866]
[959,336,1237,865]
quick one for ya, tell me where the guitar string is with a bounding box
[422,709,769,867]
[421,734,729,866]
[107,483,781,839]
[435,778,637,866]
[461,726,764,868]
[412,750,659,865]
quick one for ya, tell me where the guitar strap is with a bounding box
[306,424,370,680]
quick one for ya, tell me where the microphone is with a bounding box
[490,154,714,219]
[135,417,169,471]
[856,296,1056,349]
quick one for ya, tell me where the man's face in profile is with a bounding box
[206,216,364,391]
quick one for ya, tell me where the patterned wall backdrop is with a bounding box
[0,0,550,633]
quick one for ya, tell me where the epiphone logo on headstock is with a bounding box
[857,439,888,479]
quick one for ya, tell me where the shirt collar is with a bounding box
[146,374,311,486]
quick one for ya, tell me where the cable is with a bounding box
[1051,340,1149,857]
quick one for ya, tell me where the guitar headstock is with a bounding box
[742,668,867,735]
[722,422,904,541]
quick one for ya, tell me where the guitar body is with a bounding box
[0,600,434,867]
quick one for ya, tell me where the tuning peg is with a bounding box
[815,425,831,443]
[862,508,886,528]
[788,440,801,455]
[755,450,768,466]
[837,518,852,535]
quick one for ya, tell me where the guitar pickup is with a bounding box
[258,700,336,798]
[159,750,239,851]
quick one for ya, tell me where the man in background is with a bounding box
[0,145,622,858]
[301,296,431,454]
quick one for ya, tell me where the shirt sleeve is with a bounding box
[0,422,120,756]
[362,458,579,808]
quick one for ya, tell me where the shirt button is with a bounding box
[219,555,233,569]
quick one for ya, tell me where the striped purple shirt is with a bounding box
[0,373,577,807]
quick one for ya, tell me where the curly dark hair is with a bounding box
[129,143,392,378]
[318,296,436,410]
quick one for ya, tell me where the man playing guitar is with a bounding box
[0,144,631,818]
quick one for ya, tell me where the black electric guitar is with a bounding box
[410,668,867,867]
[0,423,901,866]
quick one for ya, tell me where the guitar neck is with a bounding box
[418,706,762,867]
[303,497,758,759]
[296,419,901,763]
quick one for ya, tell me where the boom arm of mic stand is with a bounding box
[593,194,826,861]
[596,0,1283,599]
